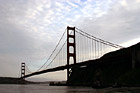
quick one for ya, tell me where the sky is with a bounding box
[0,0,140,81]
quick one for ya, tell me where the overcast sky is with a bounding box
[0,0,140,81]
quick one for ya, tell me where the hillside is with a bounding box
[68,42,140,87]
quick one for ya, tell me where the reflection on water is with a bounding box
[0,84,140,93]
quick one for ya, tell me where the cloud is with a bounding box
[76,0,140,45]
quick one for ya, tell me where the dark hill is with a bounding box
[68,42,140,87]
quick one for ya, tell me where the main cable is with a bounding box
[25,64,32,73]
[75,27,124,48]
[45,40,67,69]
[44,31,73,69]
[36,29,67,72]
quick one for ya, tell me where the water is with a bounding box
[0,84,140,93]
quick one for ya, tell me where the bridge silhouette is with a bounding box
[21,26,123,82]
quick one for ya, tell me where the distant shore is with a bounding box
[0,77,36,84]
[0,77,64,85]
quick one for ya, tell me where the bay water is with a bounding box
[0,84,140,93]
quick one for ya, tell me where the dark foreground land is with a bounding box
[67,42,140,87]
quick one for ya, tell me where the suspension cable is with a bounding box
[75,27,124,48]
[45,40,67,69]
[75,29,123,49]
[25,64,32,73]
[44,30,74,69]
[36,29,67,71]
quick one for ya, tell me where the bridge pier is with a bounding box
[67,26,76,84]
[21,62,25,80]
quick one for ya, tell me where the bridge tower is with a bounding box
[21,62,25,79]
[67,26,76,83]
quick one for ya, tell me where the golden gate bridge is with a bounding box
[20,26,123,83]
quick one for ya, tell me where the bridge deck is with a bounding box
[22,59,100,78]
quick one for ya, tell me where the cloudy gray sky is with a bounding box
[0,0,140,81]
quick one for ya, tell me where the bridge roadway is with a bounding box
[22,59,100,78]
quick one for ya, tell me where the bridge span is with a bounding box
[21,26,124,84]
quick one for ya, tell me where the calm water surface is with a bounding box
[0,84,140,93]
